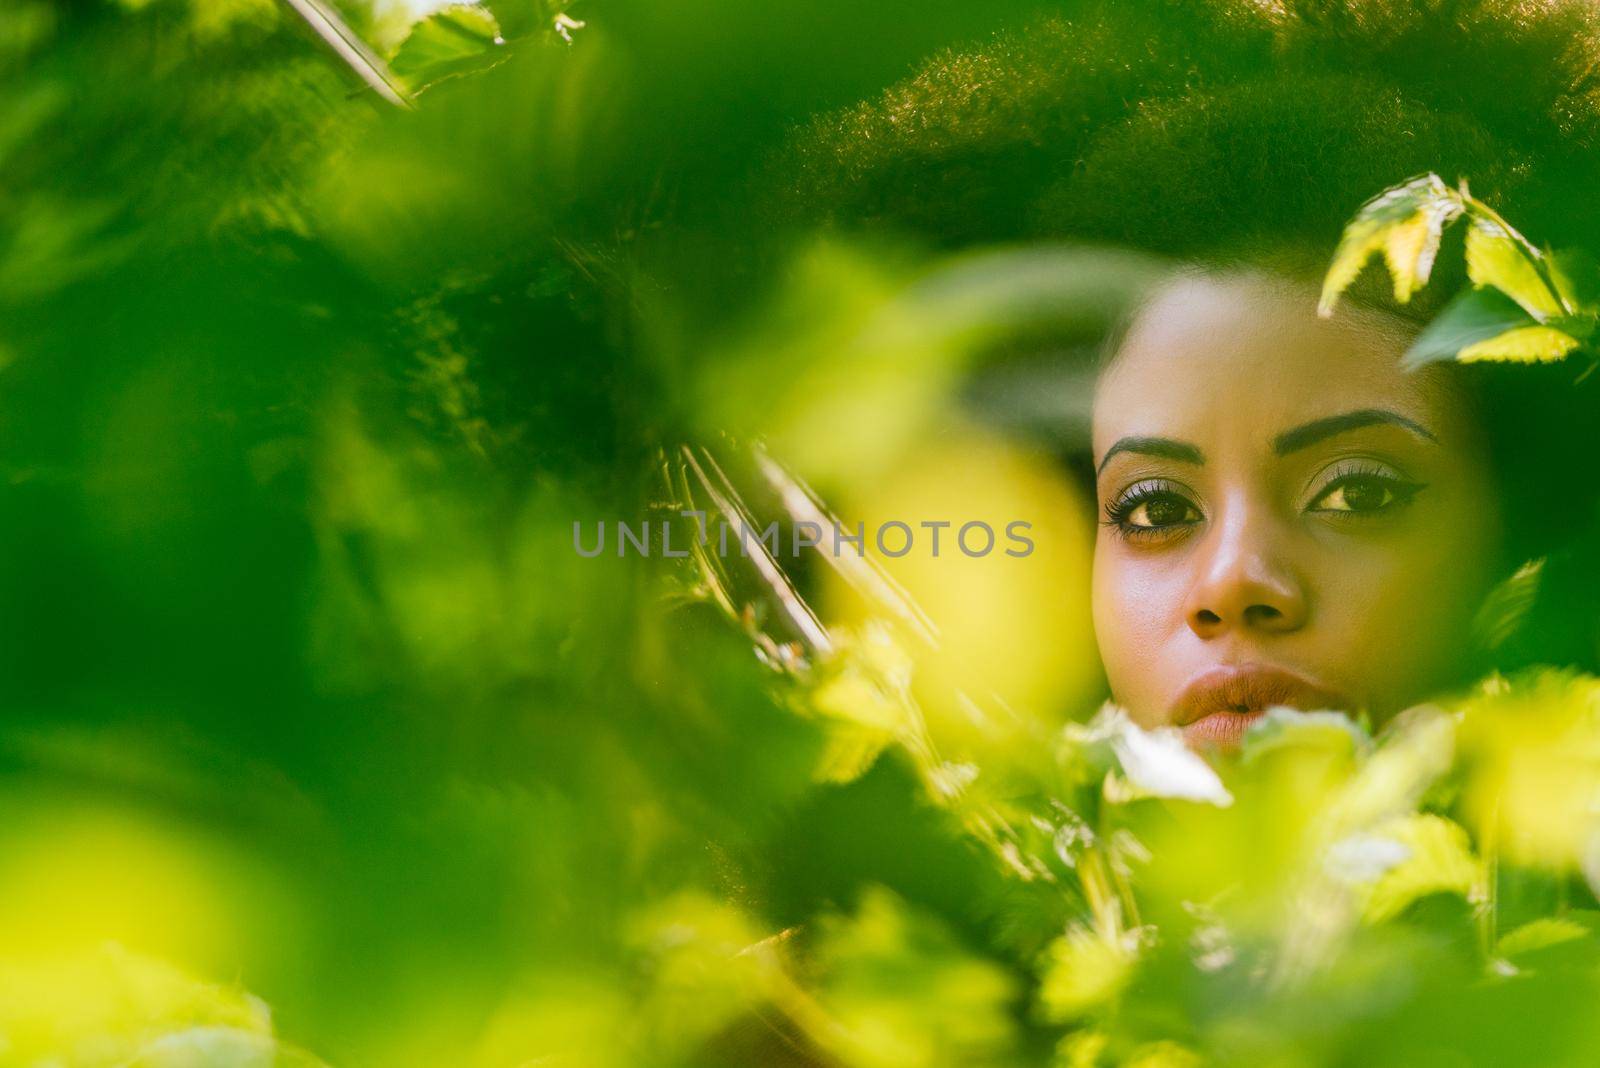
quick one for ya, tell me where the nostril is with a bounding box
[1247,604,1283,624]
[1196,609,1222,626]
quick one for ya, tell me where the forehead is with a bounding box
[1093,272,1445,452]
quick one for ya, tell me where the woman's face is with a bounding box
[1091,271,1504,748]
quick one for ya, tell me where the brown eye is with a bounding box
[1316,477,1393,513]
[1308,463,1425,517]
[1128,494,1200,528]
[1105,480,1203,539]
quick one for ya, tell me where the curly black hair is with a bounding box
[772,0,1600,671]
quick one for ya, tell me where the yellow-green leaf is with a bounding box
[1037,925,1138,1020]
[813,722,894,783]
[1320,174,1462,316]
[1456,325,1580,363]
[1381,209,1448,304]
[1361,814,1484,924]
[388,4,504,93]
[1497,916,1592,959]
[1402,287,1535,369]
[1464,215,1565,319]
[1124,1041,1208,1068]
[817,888,1019,1068]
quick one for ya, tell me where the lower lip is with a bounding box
[1183,709,1268,749]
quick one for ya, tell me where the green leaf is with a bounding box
[388,4,504,93]
[1472,558,1545,653]
[1464,214,1566,319]
[1320,174,1463,316]
[1497,916,1593,959]
[1241,707,1372,763]
[817,888,1020,1066]
[1457,324,1580,363]
[1401,286,1534,369]
[1038,924,1138,1021]
[1359,814,1484,924]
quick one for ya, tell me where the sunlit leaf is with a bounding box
[812,724,895,784]
[388,4,505,93]
[472,973,633,1068]
[811,669,908,734]
[1123,1040,1208,1068]
[1464,214,1566,319]
[1320,173,1462,315]
[1458,670,1600,872]
[1357,814,1484,923]
[624,893,771,1057]
[1054,1030,1109,1068]
[1402,286,1536,369]
[1497,916,1593,959]
[1242,707,1371,761]
[0,945,324,1067]
[1456,324,1580,363]
[1330,705,1455,832]
[1037,924,1138,1021]
[815,888,1018,1068]
[806,625,915,782]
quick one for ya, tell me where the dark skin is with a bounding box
[1091,271,1505,746]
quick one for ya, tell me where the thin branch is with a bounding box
[279,0,414,110]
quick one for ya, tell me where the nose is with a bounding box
[1184,498,1308,639]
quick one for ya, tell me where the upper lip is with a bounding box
[1171,664,1345,725]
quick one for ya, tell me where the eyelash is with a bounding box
[1101,462,1428,543]
[1307,459,1428,518]
[1102,479,1201,542]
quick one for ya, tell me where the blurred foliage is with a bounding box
[10,0,1600,1066]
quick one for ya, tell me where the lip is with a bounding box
[1171,664,1346,750]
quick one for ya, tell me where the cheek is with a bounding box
[1311,545,1416,646]
[1092,539,1188,718]
[1309,528,1487,696]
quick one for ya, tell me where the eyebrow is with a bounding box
[1096,436,1204,475]
[1271,408,1438,455]
[1094,408,1438,476]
